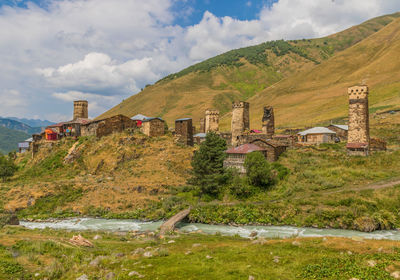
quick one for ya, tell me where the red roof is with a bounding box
[346,142,368,149]
[226,143,266,154]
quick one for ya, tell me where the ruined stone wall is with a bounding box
[370,138,387,151]
[347,86,370,145]
[73,100,88,120]
[327,125,348,141]
[199,118,205,133]
[205,109,219,132]
[262,106,274,137]
[231,101,249,146]
[142,119,165,137]
[175,119,193,146]
[81,115,136,138]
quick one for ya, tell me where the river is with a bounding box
[19,218,400,240]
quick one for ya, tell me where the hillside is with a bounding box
[234,16,400,130]
[8,117,54,128]
[99,12,400,128]
[0,118,42,134]
[0,126,29,154]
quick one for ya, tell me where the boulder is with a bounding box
[69,235,94,247]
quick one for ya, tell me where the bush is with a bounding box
[244,152,274,189]
[0,154,17,182]
[230,174,256,199]
[189,132,229,196]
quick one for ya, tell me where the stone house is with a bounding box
[224,143,267,174]
[18,137,32,153]
[297,127,336,144]
[131,114,148,127]
[193,132,206,144]
[142,117,165,137]
[327,124,348,141]
[248,139,287,162]
[63,118,91,137]
[81,115,136,138]
[175,118,194,146]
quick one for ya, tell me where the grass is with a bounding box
[2,226,400,279]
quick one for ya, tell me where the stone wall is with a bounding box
[81,115,136,138]
[262,106,274,137]
[142,118,165,137]
[370,138,387,151]
[231,101,250,147]
[205,109,219,132]
[175,119,193,146]
[73,100,88,120]
[223,154,246,174]
[327,125,348,141]
[199,118,205,133]
[249,139,287,162]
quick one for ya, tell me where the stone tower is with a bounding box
[205,109,219,132]
[346,85,370,156]
[175,118,194,146]
[262,106,274,138]
[73,100,88,120]
[231,101,250,146]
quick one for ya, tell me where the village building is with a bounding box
[231,101,250,147]
[199,118,205,133]
[205,109,219,132]
[44,128,59,141]
[272,134,297,147]
[73,100,88,120]
[175,118,194,146]
[262,106,275,138]
[223,143,267,174]
[131,114,148,128]
[193,132,206,144]
[327,124,348,141]
[18,138,32,153]
[142,117,165,137]
[347,85,370,156]
[297,127,336,144]
[81,114,136,138]
[248,139,287,162]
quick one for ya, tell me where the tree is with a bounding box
[189,132,228,196]
[244,152,273,189]
[0,154,17,182]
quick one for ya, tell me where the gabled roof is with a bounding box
[142,117,164,122]
[131,114,148,121]
[329,124,348,131]
[226,143,266,154]
[194,133,206,138]
[298,127,336,136]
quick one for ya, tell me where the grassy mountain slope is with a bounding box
[0,126,29,154]
[230,16,400,130]
[0,118,41,134]
[99,12,400,128]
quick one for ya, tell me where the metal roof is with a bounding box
[330,124,348,130]
[226,143,266,154]
[25,138,33,142]
[131,114,148,121]
[175,118,192,121]
[298,127,336,136]
[142,117,164,122]
[194,133,206,138]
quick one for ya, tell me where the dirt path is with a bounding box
[325,178,400,194]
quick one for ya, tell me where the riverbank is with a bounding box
[2,225,400,279]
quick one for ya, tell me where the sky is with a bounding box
[0,0,399,122]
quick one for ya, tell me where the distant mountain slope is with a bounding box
[234,16,400,130]
[98,12,400,128]
[8,117,54,128]
[0,118,42,134]
[0,126,29,154]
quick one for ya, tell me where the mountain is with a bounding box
[0,126,29,154]
[8,117,54,128]
[98,12,400,129]
[0,118,42,134]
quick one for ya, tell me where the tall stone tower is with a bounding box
[346,85,370,156]
[262,106,274,138]
[73,100,88,120]
[205,109,219,132]
[231,101,250,146]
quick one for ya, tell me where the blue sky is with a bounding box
[0,0,399,121]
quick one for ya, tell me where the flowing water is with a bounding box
[20,218,400,240]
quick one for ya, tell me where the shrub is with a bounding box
[0,154,17,182]
[244,152,274,189]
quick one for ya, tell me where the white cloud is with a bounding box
[0,0,400,121]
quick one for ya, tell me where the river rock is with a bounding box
[128,271,144,278]
[273,256,280,263]
[168,240,175,244]
[391,271,400,279]
[249,276,255,280]
[367,260,376,267]
[90,256,105,267]
[132,248,145,255]
[206,255,213,259]
[249,231,258,238]
[76,275,89,280]
[69,235,93,247]
[105,272,115,279]
[143,251,153,258]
